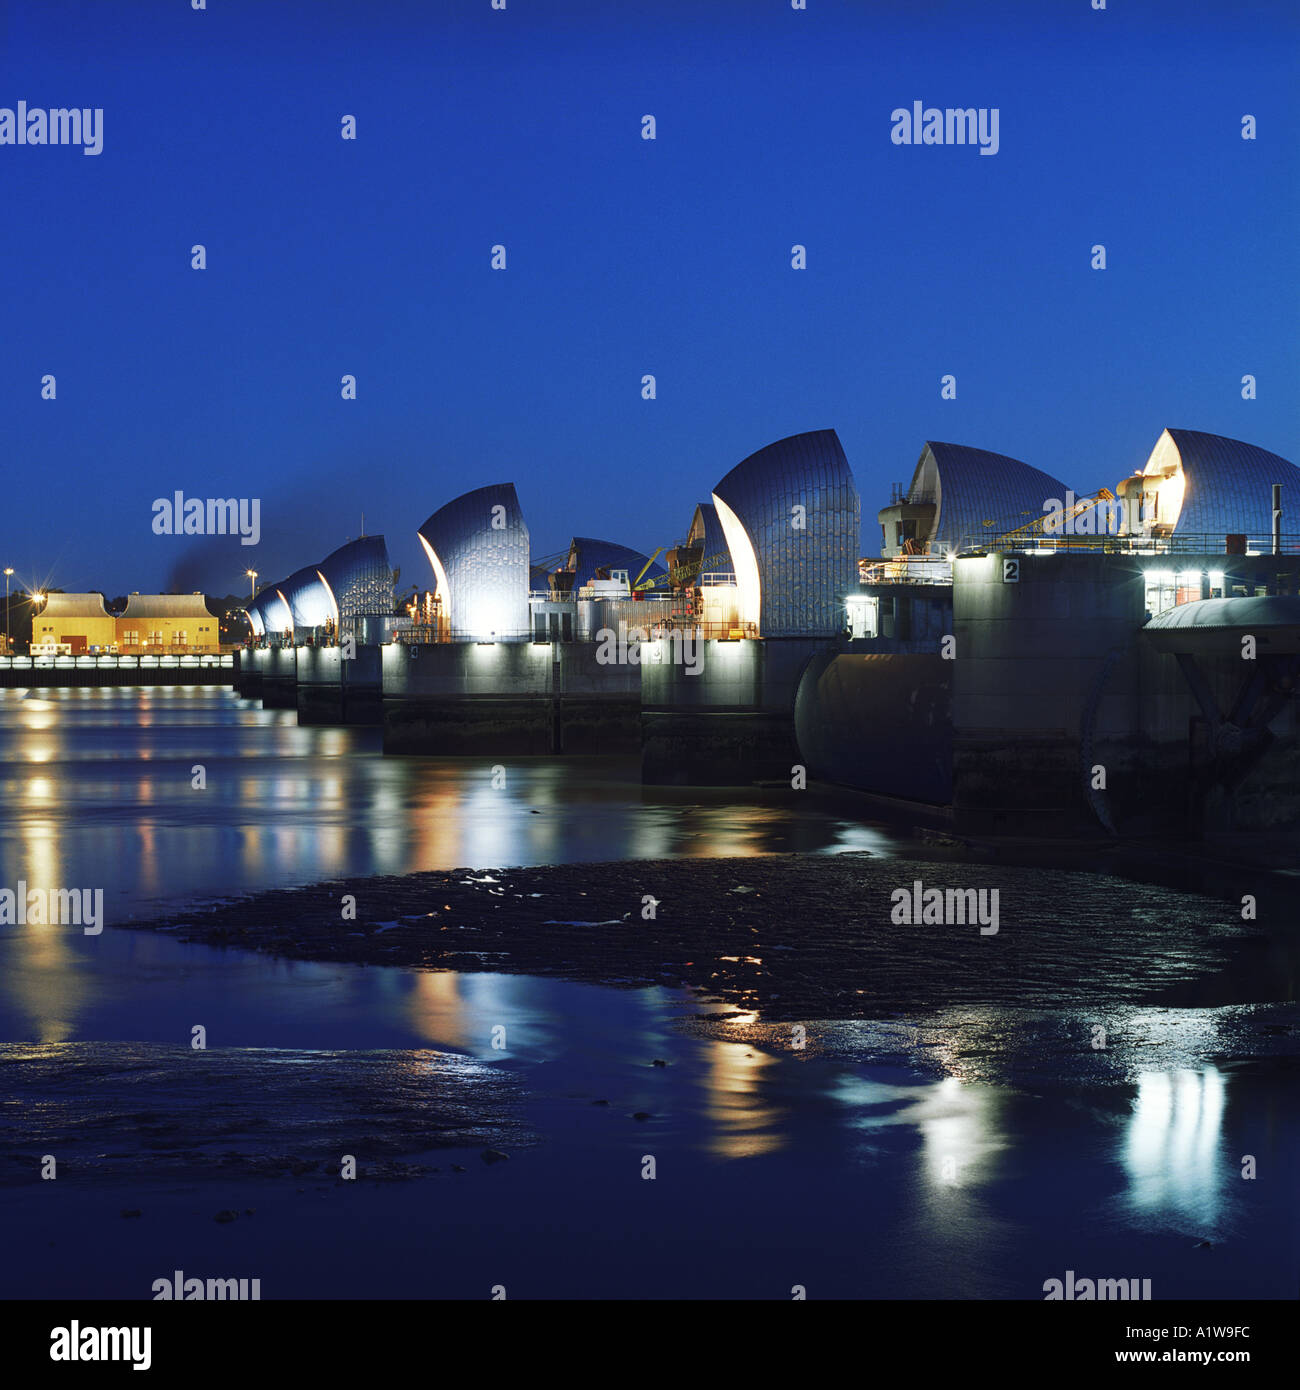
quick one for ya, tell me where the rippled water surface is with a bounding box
[0,688,1296,1298]
[0,686,897,919]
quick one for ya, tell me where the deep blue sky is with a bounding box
[1,0,1297,596]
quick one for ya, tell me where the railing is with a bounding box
[954,532,1300,556]
[378,618,767,645]
[113,649,226,657]
[859,558,953,586]
[629,619,758,641]
[0,653,233,670]
[528,589,681,602]
[704,621,757,640]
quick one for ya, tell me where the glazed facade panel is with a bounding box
[248,582,294,642]
[281,565,334,637]
[418,483,530,640]
[711,429,860,638]
[317,535,395,640]
[916,442,1072,550]
[1165,429,1298,546]
[687,503,735,577]
[565,537,665,588]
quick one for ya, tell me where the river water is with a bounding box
[0,687,1295,1299]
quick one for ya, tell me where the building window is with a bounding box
[1143,572,1176,617]
[846,595,879,639]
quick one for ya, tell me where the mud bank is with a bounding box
[122,853,1299,1022]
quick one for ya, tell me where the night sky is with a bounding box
[1,0,1296,596]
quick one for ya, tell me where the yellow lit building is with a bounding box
[31,593,118,654]
[30,591,221,654]
[116,593,220,653]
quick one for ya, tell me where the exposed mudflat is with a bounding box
[0,1043,529,1188]
[120,852,1297,1020]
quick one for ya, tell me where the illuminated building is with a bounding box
[117,593,221,652]
[562,537,665,591]
[245,581,294,644]
[876,442,1073,558]
[1118,428,1298,551]
[417,483,530,641]
[31,592,117,654]
[245,536,394,645]
[710,429,860,638]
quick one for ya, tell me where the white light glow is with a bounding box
[1140,430,1187,530]
[418,534,452,626]
[315,569,340,627]
[273,589,294,631]
[711,492,760,634]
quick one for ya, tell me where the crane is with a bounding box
[992,487,1115,545]
[634,550,731,593]
[631,548,666,590]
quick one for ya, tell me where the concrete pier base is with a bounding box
[641,638,822,786]
[381,642,639,755]
[260,648,298,709]
[641,709,801,786]
[795,648,952,805]
[950,552,1300,837]
[296,646,383,726]
[233,650,264,701]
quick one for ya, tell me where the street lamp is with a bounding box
[246,569,258,601]
[3,568,12,654]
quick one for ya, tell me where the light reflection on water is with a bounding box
[0,956,1253,1245]
[0,687,898,918]
[1,691,1294,1296]
[831,1067,1008,1189]
[699,1039,784,1158]
[1123,1068,1228,1226]
[814,1052,1277,1288]
[0,944,1292,1295]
